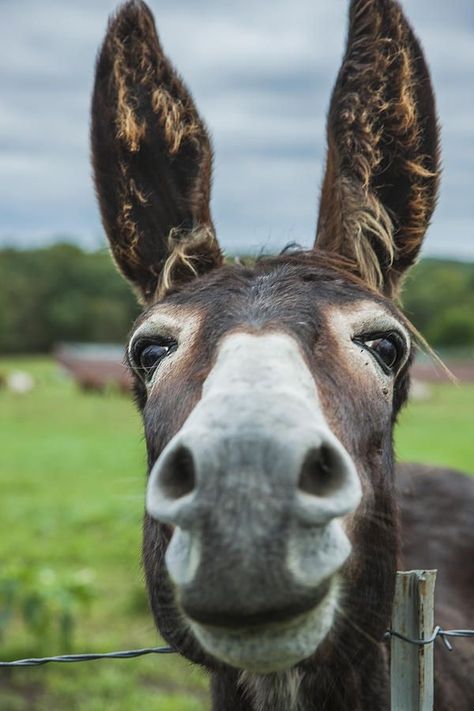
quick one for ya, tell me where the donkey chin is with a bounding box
[146,332,362,673]
[188,559,349,673]
[187,579,342,674]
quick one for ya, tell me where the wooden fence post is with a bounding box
[390,570,437,711]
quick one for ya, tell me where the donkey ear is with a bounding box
[91,0,222,303]
[315,0,440,297]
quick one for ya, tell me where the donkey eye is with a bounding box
[132,339,177,379]
[358,332,405,374]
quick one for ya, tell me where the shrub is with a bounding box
[0,565,96,653]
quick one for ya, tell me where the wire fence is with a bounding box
[0,646,174,668]
[0,571,472,711]
[386,626,474,651]
[1,627,473,669]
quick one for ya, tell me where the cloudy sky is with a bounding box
[1,0,473,258]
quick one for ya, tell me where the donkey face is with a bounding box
[92,0,438,674]
[131,263,411,672]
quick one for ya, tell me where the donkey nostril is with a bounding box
[159,445,196,500]
[298,445,343,497]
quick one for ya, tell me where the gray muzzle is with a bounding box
[146,333,361,631]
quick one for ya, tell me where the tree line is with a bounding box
[0,244,473,354]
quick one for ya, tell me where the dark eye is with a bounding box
[132,338,178,380]
[358,332,405,373]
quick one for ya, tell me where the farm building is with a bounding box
[55,343,132,392]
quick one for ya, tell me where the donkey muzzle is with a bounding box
[146,332,361,669]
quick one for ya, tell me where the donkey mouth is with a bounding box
[186,578,338,672]
[182,578,331,631]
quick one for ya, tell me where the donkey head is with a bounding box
[92,0,439,674]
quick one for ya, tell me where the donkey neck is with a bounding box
[211,643,390,710]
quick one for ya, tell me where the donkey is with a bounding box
[91,0,474,708]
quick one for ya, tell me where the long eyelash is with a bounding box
[402,319,457,384]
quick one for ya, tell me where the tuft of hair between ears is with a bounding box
[155,226,223,300]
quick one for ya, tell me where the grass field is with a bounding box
[0,357,472,710]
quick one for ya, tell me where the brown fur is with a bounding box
[90,2,472,709]
[316,0,440,297]
[138,261,403,709]
[398,464,474,709]
[91,0,222,302]
[157,226,223,301]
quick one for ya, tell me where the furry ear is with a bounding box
[315,0,440,297]
[91,0,222,303]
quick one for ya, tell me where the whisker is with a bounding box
[335,603,382,648]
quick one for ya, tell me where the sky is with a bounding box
[1,0,473,259]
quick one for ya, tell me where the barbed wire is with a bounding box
[0,646,174,668]
[1,627,474,668]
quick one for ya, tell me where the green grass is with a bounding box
[0,357,208,710]
[0,357,472,709]
[396,383,474,470]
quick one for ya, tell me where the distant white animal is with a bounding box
[7,371,35,394]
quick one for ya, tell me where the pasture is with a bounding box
[0,357,472,710]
